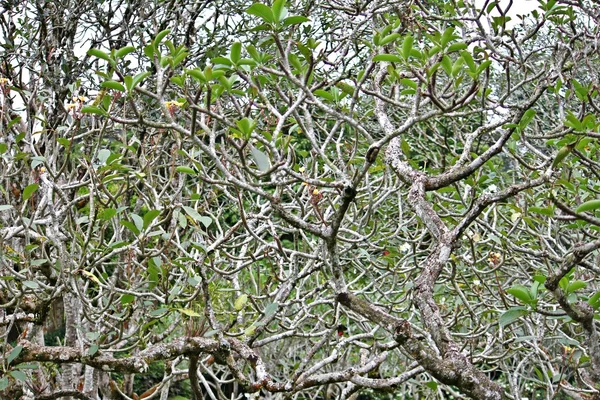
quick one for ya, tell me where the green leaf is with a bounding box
[144,44,154,58]
[236,117,256,137]
[87,48,112,62]
[460,50,476,73]
[7,345,22,365]
[314,89,335,101]
[499,307,529,327]
[401,35,414,60]
[552,143,575,168]
[178,308,202,317]
[176,166,197,175]
[373,54,403,63]
[187,69,206,83]
[154,29,171,47]
[272,0,286,22]
[520,109,536,128]
[120,220,140,235]
[336,82,355,96]
[283,16,309,26]
[143,209,161,229]
[250,146,270,172]
[132,72,151,90]
[230,42,242,64]
[23,280,39,289]
[81,105,107,116]
[124,76,133,92]
[101,81,125,92]
[22,183,39,201]
[576,200,600,213]
[182,206,212,228]
[447,42,468,53]
[0,377,8,391]
[441,27,457,47]
[564,112,583,131]
[428,45,442,57]
[264,302,278,317]
[379,33,401,46]
[247,3,275,24]
[528,207,554,217]
[212,56,232,67]
[587,291,600,309]
[234,294,248,311]
[0,205,13,211]
[115,46,136,59]
[88,343,99,356]
[507,285,533,304]
[10,370,27,382]
[121,294,135,305]
[572,79,588,101]
[477,60,492,74]
[566,280,586,293]
[529,281,541,301]
[131,213,144,232]
[31,156,46,169]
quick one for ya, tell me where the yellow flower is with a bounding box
[165,100,184,108]
[299,167,305,173]
[66,103,77,110]
[312,189,319,195]
[0,78,9,85]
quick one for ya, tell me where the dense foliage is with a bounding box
[1,0,600,399]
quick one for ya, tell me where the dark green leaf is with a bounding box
[247,4,275,24]
[401,35,414,60]
[507,285,533,304]
[272,0,286,22]
[576,199,600,213]
[7,345,22,365]
[587,292,600,309]
[283,16,309,26]
[22,183,39,201]
[379,33,401,46]
[101,81,125,92]
[120,220,140,235]
[499,307,529,327]
[230,42,242,64]
[143,210,161,229]
[10,370,27,382]
[81,106,107,116]
[373,54,403,63]
[121,294,135,305]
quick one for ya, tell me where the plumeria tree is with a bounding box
[2,0,600,399]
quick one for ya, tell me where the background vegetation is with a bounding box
[1,0,600,399]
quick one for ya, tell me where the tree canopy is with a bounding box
[1,0,600,399]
